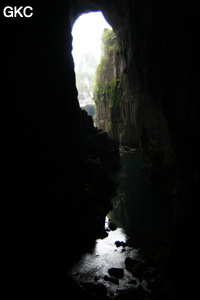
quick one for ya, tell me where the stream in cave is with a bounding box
[69,149,162,298]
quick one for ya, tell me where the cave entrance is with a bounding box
[71,11,112,117]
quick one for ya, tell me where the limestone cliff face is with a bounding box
[94,29,139,147]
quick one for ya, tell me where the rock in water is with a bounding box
[115,241,121,247]
[108,268,124,279]
[108,222,117,231]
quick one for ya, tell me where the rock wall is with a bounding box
[94,29,139,147]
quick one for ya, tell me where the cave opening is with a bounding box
[1,1,198,298]
[71,11,112,118]
[68,4,181,299]
[70,11,168,299]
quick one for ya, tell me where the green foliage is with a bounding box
[93,29,121,106]
[94,78,121,107]
[102,29,119,53]
[93,28,122,134]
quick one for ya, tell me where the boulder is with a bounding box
[121,241,127,247]
[108,223,117,231]
[115,241,121,247]
[108,268,124,279]
[115,241,127,247]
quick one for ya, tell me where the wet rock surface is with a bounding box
[70,225,173,299]
[69,151,172,299]
[69,243,172,299]
[69,226,139,298]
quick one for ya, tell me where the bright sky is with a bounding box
[72,12,112,69]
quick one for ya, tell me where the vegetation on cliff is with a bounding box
[93,29,121,106]
[94,77,121,108]
[93,29,122,135]
[101,28,119,54]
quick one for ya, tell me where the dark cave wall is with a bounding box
[1,2,119,291]
[2,1,80,224]
[1,1,83,290]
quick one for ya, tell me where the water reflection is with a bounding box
[69,150,141,297]
[69,149,169,297]
[70,224,139,297]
